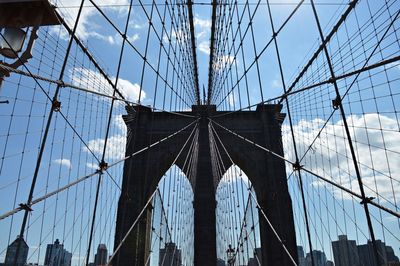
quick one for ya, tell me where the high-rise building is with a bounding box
[4,236,29,266]
[296,246,331,266]
[358,239,399,266]
[386,246,400,263]
[325,261,334,266]
[44,239,71,266]
[247,258,257,266]
[216,258,226,266]
[305,250,327,266]
[159,242,182,266]
[297,246,307,266]
[247,249,259,266]
[94,244,108,266]
[246,247,262,266]
[332,235,360,266]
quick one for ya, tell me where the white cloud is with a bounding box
[117,78,145,102]
[162,33,170,44]
[53,158,72,169]
[113,114,126,132]
[213,55,236,71]
[172,29,189,44]
[198,41,210,55]
[129,19,146,30]
[193,15,212,55]
[194,16,212,30]
[228,92,235,107]
[84,115,127,163]
[85,134,126,161]
[86,162,98,170]
[283,113,400,202]
[194,16,211,39]
[70,67,145,102]
[128,33,140,43]
[105,33,140,46]
[55,0,136,43]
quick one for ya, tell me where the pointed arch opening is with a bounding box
[215,165,262,266]
[147,165,194,266]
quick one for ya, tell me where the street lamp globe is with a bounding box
[0,27,27,58]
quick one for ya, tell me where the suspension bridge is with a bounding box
[0,0,399,265]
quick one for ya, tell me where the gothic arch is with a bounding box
[113,104,298,266]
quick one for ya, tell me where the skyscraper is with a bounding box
[358,239,400,266]
[216,258,226,266]
[159,242,182,266]
[4,236,29,266]
[94,244,108,266]
[297,246,307,266]
[306,250,327,266]
[332,235,360,266]
[247,248,262,266]
[386,245,400,263]
[44,239,71,266]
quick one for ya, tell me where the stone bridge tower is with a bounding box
[112,104,297,266]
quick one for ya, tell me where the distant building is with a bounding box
[216,258,226,266]
[305,250,327,266]
[246,247,262,266]
[44,239,71,266]
[94,244,108,266]
[386,246,400,263]
[332,235,360,266]
[358,239,399,266]
[297,246,307,266]
[159,242,181,266]
[4,236,29,266]
[325,261,334,266]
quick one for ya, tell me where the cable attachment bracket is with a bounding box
[292,160,303,171]
[98,160,108,172]
[332,96,341,110]
[360,196,375,205]
[51,99,61,112]
[19,203,33,212]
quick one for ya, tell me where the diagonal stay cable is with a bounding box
[0,63,198,118]
[296,3,400,167]
[214,0,305,106]
[0,32,123,191]
[278,0,359,105]
[209,118,400,219]
[289,6,400,188]
[86,0,194,106]
[211,54,400,119]
[0,118,198,221]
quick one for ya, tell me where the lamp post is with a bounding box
[0,0,60,90]
[226,244,235,266]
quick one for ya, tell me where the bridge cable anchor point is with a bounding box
[292,161,303,171]
[99,161,108,172]
[51,99,61,112]
[332,96,341,110]
[360,196,375,204]
[19,203,33,212]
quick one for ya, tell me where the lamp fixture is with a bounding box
[0,0,60,90]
